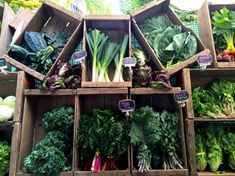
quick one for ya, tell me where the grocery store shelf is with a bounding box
[24,89,77,95]
[132,169,188,176]
[198,171,235,176]
[77,88,128,95]
[194,117,235,122]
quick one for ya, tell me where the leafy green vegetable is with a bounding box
[206,124,224,172]
[23,146,66,176]
[192,79,235,118]
[35,131,71,152]
[212,7,235,51]
[195,130,207,171]
[77,109,130,170]
[43,106,74,134]
[222,132,235,170]
[138,15,197,67]
[0,141,10,176]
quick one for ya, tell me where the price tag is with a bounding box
[174,90,189,107]
[72,50,87,63]
[119,99,135,115]
[197,54,213,69]
[0,58,7,70]
[122,57,137,68]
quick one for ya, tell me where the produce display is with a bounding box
[196,124,235,172]
[9,31,69,74]
[0,96,16,122]
[0,141,10,176]
[130,106,182,172]
[138,15,198,68]
[192,79,235,118]
[77,109,130,171]
[212,7,235,62]
[23,106,74,175]
[132,48,172,88]
[86,29,128,82]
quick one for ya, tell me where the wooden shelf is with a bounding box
[77,88,128,95]
[24,89,77,95]
[0,121,14,128]
[130,87,181,95]
[194,117,235,122]
[74,170,130,176]
[81,81,132,88]
[198,171,235,176]
[132,169,188,176]
[217,62,235,68]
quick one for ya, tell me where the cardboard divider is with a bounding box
[130,92,188,176]
[182,68,235,119]
[81,16,132,88]
[4,0,82,81]
[131,0,209,75]
[17,95,77,176]
[74,88,130,175]
[198,1,235,68]
[0,71,28,122]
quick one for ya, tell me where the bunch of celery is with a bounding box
[86,29,128,82]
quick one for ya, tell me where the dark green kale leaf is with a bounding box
[0,141,11,176]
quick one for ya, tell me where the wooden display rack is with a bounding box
[4,0,82,81]
[17,92,77,176]
[198,1,235,68]
[130,87,188,176]
[81,15,132,88]
[74,88,130,175]
[131,0,209,75]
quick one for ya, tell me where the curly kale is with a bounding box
[0,141,11,176]
[35,131,71,153]
[23,146,66,176]
[43,106,74,134]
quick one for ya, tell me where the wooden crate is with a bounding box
[4,0,82,81]
[74,88,131,176]
[130,88,188,176]
[182,68,235,119]
[185,119,235,176]
[198,1,235,68]
[17,92,77,176]
[0,122,22,176]
[0,71,28,122]
[131,0,209,75]
[81,15,132,88]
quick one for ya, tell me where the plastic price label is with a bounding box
[119,99,135,115]
[174,90,189,107]
[197,54,212,69]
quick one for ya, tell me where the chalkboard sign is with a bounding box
[122,57,137,67]
[72,51,87,63]
[174,90,189,103]
[0,58,7,69]
[119,99,135,113]
[197,54,212,68]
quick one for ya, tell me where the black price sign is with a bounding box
[174,90,189,103]
[119,99,135,113]
[197,54,212,68]
[0,58,7,69]
[72,51,87,62]
[122,57,137,67]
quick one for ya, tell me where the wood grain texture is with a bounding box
[74,170,130,176]
[85,15,130,20]
[81,82,132,88]
[130,87,181,94]
[24,89,77,95]
[132,169,188,176]
[77,88,128,95]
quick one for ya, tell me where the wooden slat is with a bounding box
[130,87,181,94]
[24,89,77,95]
[179,107,187,168]
[217,62,235,67]
[182,69,194,119]
[0,3,15,56]
[194,117,235,122]
[85,15,130,20]
[198,172,235,176]
[4,54,45,81]
[74,170,130,176]
[81,82,132,88]
[132,169,188,176]
[77,88,128,95]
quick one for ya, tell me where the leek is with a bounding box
[86,29,108,82]
[113,35,128,82]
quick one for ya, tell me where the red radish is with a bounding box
[223,49,231,56]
